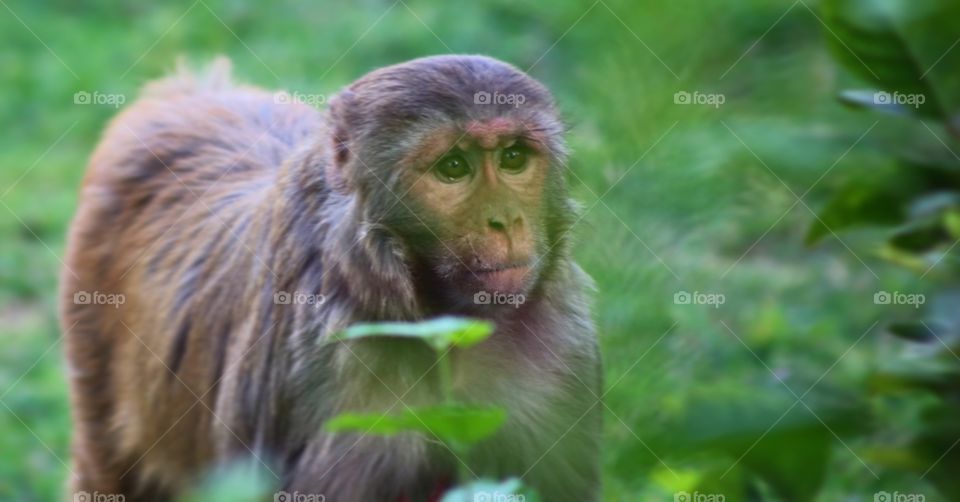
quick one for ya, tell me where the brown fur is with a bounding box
[60,55,600,501]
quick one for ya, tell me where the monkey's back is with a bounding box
[59,62,324,493]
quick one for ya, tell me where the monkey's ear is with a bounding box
[326,91,356,193]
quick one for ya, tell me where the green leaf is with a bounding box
[869,364,960,394]
[177,460,275,502]
[325,404,507,445]
[908,192,960,219]
[875,243,930,272]
[889,216,948,252]
[839,89,919,117]
[822,0,960,118]
[805,174,911,244]
[878,190,960,254]
[410,404,507,444]
[868,127,960,173]
[324,411,418,436]
[331,316,495,351]
[442,478,536,502]
[944,208,960,239]
[913,402,960,497]
[888,320,941,343]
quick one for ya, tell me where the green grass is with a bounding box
[0,0,939,500]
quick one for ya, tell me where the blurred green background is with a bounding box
[2,0,960,500]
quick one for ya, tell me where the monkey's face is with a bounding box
[330,56,571,307]
[400,116,553,300]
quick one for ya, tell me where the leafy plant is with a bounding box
[325,316,530,501]
[812,0,960,497]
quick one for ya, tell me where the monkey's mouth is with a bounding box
[472,262,535,297]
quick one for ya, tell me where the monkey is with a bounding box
[60,55,600,501]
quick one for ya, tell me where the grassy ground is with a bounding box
[0,0,936,500]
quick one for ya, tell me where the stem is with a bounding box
[453,439,471,490]
[435,348,470,484]
[437,348,454,404]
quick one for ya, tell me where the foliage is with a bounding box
[326,317,527,498]
[330,316,495,352]
[809,0,960,498]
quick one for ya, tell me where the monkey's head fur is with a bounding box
[321,55,576,314]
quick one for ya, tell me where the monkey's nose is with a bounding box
[487,214,523,233]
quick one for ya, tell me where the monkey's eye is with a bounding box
[500,146,528,173]
[434,155,471,182]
